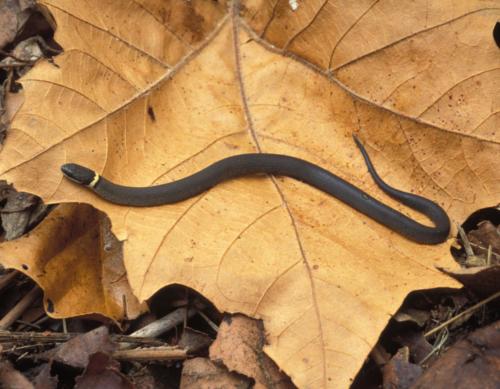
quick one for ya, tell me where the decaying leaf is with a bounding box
[0,1,498,387]
[0,0,35,49]
[180,357,253,389]
[382,347,423,389]
[50,326,116,369]
[0,359,34,389]
[411,320,500,389]
[210,314,294,388]
[440,265,500,297]
[75,352,134,389]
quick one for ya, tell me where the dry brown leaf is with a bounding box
[440,265,500,297]
[180,357,253,389]
[0,203,144,321]
[411,320,500,389]
[51,326,116,369]
[0,0,35,49]
[75,352,134,389]
[0,1,498,387]
[382,347,423,389]
[209,314,294,389]
[0,359,34,389]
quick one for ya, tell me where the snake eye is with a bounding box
[61,163,96,186]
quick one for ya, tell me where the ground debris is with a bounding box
[411,320,500,388]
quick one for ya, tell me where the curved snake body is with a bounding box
[61,136,450,244]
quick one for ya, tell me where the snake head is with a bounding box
[61,163,97,186]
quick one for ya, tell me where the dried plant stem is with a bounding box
[0,62,31,68]
[0,286,41,330]
[112,346,187,361]
[119,307,198,350]
[424,290,500,338]
[0,49,30,62]
[457,225,474,257]
[129,307,197,338]
[0,330,164,346]
[197,310,219,332]
[0,271,17,293]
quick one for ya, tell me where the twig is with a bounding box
[32,315,50,328]
[112,346,187,361]
[2,343,48,354]
[0,286,41,330]
[0,271,17,293]
[419,327,449,365]
[119,307,198,350]
[0,330,165,346]
[197,311,219,332]
[13,320,42,331]
[424,290,500,338]
[457,225,474,257]
[0,62,33,69]
[0,49,31,62]
[4,66,13,95]
[469,241,500,260]
[129,307,197,338]
[15,351,29,362]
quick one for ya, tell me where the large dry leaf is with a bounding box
[1,1,499,387]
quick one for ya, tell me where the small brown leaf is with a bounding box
[32,363,57,389]
[210,314,294,389]
[0,0,35,48]
[51,326,115,369]
[75,352,133,389]
[1,192,38,240]
[180,357,252,389]
[440,266,500,297]
[382,347,423,389]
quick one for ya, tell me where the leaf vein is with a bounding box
[215,205,282,304]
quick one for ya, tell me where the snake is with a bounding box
[60,135,450,244]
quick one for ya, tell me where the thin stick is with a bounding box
[119,307,198,350]
[129,307,197,338]
[424,290,500,338]
[0,49,30,62]
[0,286,41,330]
[419,328,449,365]
[13,320,41,331]
[197,311,219,332]
[2,343,47,354]
[457,225,474,257]
[112,346,187,361]
[0,330,165,346]
[468,242,500,260]
[0,62,32,69]
[0,271,17,293]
